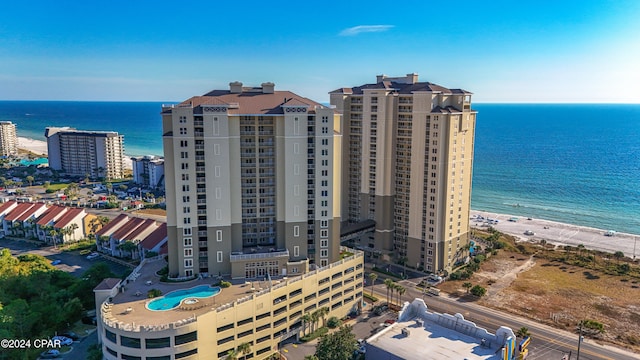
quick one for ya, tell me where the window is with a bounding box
[175,349,198,359]
[320,249,328,257]
[320,239,328,248]
[182,184,190,191]
[320,220,328,228]
[294,246,300,257]
[184,248,192,257]
[120,336,141,348]
[183,217,191,225]
[183,238,192,246]
[181,151,188,159]
[184,259,193,268]
[181,163,188,170]
[145,337,170,349]
[214,144,220,155]
[320,229,328,238]
[213,118,219,135]
[175,331,197,345]
[179,127,187,135]
[183,228,192,236]
[293,226,299,237]
[183,206,190,213]
[180,140,188,147]
[217,251,223,263]
[182,195,190,202]
[179,116,187,123]
[182,173,189,181]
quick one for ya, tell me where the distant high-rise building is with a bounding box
[330,74,477,273]
[45,127,125,180]
[162,81,342,278]
[131,155,165,189]
[0,121,18,157]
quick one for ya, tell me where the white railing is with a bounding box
[229,249,289,261]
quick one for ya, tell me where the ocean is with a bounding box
[0,101,638,235]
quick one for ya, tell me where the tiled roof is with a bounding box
[140,223,167,250]
[54,208,84,229]
[94,278,121,291]
[16,203,47,222]
[37,206,68,226]
[180,90,327,115]
[111,217,146,240]
[0,201,17,215]
[4,203,35,221]
[330,81,472,96]
[124,219,157,241]
[96,214,130,236]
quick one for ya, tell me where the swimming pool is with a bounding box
[146,285,221,311]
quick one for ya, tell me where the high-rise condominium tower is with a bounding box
[0,121,18,157]
[330,74,477,273]
[162,82,342,278]
[45,127,125,180]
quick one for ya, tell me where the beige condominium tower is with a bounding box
[0,121,18,157]
[330,74,477,274]
[162,82,342,279]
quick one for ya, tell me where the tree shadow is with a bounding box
[583,271,600,280]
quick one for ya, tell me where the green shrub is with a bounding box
[300,327,328,342]
[148,289,162,298]
[363,293,378,302]
[220,281,232,288]
[327,316,342,328]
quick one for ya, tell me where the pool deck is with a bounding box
[105,259,276,327]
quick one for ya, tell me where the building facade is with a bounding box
[45,127,125,180]
[97,252,363,360]
[330,74,477,274]
[131,155,165,189]
[0,121,18,157]
[162,82,342,279]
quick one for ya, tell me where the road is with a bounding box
[367,279,640,360]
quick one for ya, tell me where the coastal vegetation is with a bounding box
[0,250,115,360]
[314,325,358,360]
[441,228,640,351]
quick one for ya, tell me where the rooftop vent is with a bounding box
[261,82,275,94]
[229,81,243,93]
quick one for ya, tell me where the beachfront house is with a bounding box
[0,201,18,238]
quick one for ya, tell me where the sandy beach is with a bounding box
[16,136,133,170]
[471,210,639,259]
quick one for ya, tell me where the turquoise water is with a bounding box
[1,101,639,235]
[18,158,48,166]
[146,285,221,311]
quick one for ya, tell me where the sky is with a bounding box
[1,0,639,103]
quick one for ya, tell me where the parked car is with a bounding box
[79,249,91,255]
[50,259,62,265]
[86,252,100,260]
[39,349,60,359]
[524,230,534,236]
[52,335,73,346]
[384,319,396,325]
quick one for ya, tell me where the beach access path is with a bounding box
[471,210,639,259]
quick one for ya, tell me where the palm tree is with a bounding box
[68,223,79,242]
[237,342,251,360]
[368,273,378,297]
[48,229,59,248]
[310,311,320,332]
[516,326,531,340]
[463,282,473,294]
[318,306,329,328]
[384,278,394,305]
[226,349,239,360]
[397,286,406,305]
[25,176,34,187]
[301,313,312,336]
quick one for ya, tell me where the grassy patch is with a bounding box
[61,240,95,252]
[46,183,68,191]
[300,326,328,342]
[363,293,378,302]
[133,208,167,216]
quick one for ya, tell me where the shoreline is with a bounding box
[17,136,133,170]
[471,209,639,259]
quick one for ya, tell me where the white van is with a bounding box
[428,288,441,296]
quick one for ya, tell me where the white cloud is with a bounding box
[339,25,394,36]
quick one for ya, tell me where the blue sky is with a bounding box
[1,0,639,103]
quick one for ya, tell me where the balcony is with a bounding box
[230,249,289,261]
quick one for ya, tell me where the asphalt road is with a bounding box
[367,281,640,360]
